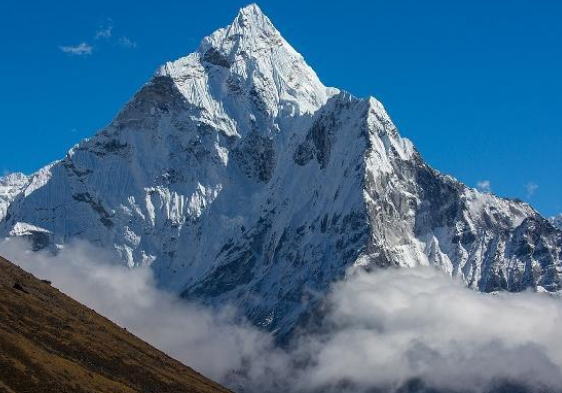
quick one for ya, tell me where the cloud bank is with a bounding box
[1,239,561,393]
[301,268,562,392]
[0,239,279,384]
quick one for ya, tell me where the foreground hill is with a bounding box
[0,255,231,393]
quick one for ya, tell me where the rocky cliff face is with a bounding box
[1,4,561,336]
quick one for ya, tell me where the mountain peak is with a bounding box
[235,3,268,26]
[198,3,283,59]
[155,3,335,119]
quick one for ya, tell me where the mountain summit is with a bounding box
[156,3,336,131]
[1,5,561,337]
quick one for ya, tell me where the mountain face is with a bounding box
[1,4,561,337]
[0,255,232,393]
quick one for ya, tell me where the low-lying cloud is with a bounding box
[1,238,561,393]
[0,239,279,384]
[301,268,562,392]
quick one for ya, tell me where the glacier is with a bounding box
[1,4,561,337]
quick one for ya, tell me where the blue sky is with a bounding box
[1,0,560,216]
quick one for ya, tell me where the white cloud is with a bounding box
[59,42,93,56]
[0,239,281,385]
[2,239,562,393]
[118,36,138,49]
[476,180,491,192]
[525,182,539,198]
[60,19,136,56]
[95,19,113,39]
[299,268,562,392]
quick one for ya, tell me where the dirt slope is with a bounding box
[0,255,233,393]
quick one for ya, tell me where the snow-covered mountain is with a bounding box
[1,4,561,336]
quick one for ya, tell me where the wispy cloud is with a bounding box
[59,42,93,56]
[60,18,137,57]
[95,19,114,39]
[477,180,491,192]
[118,36,138,49]
[525,182,539,198]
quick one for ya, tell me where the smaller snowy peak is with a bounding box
[22,164,55,198]
[462,187,536,230]
[0,172,29,221]
[0,172,28,186]
[550,214,562,230]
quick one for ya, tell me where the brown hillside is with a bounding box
[0,255,233,393]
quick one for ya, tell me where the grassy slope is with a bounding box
[0,256,233,393]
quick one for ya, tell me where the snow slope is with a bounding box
[1,4,561,337]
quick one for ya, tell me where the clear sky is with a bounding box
[1,0,560,216]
